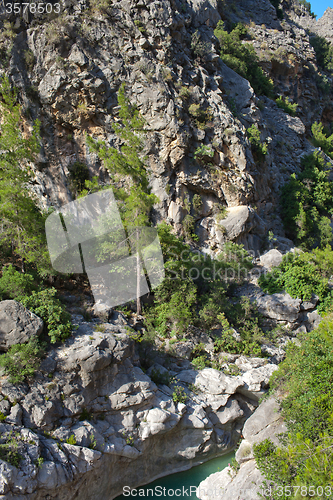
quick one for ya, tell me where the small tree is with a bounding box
[87,84,157,314]
[0,76,49,273]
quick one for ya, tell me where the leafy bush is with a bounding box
[299,0,315,16]
[214,22,274,97]
[191,30,212,61]
[311,121,333,159]
[66,434,77,445]
[258,248,333,312]
[0,337,44,383]
[254,433,333,499]
[280,151,333,249]
[276,96,298,116]
[0,432,22,467]
[269,314,333,440]
[150,368,170,386]
[182,214,197,241]
[213,306,263,357]
[172,385,187,404]
[148,223,256,349]
[24,49,35,72]
[149,277,197,337]
[20,288,72,343]
[254,314,333,497]
[0,265,35,300]
[188,103,213,129]
[310,35,333,72]
[194,145,214,163]
[247,124,268,162]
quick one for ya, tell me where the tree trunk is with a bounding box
[136,227,142,315]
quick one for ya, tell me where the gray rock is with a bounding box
[198,397,287,500]
[217,206,254,241]
[198,460,264,500]
[6,404,22,426]
[260,249,283,269]
[0,399,10,416]
[0,301,43,352]
[256,293,302,322]
[300,295,319,311]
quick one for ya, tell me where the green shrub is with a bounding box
[20,288,72,343]
[254,314,333,496]
[192,194,203,213]
[150,367,170,386]
[0,337,44,383]
[148,224,255,346]
[247,124,268,162]
[35,456,44,468]
[191,30,212,61]
[172,384,187,404]
[182,214,197,240]
[188,103,213,129]
[254,433,333,499]
[191,355,210,370]
[0,432,22,467]
[214,22,274,97]
[223,364,240,376]
[149,277,197,337]
[299,0,315,16]
[280,151,333,249]
[66,434,77,445]
[194,145,214,163]
[79,407,92,421]
[179,86,191,100]
[269,314,333,440]
[276,96,298,116]
[258,248,333,312]
[311,122,333,159]
[0,265,35,300]
[269,0,283,19]
[310,35,333,72]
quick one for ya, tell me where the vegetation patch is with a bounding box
[280,151,333,249]
[0,338,44,384]
[276,96,298,116]
[214,22,274,97]
[254,314,333,495]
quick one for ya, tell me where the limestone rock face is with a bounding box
[0,300,44,352]
[197,396,287,500]
[0,314,274,500]
[256,293,302,322]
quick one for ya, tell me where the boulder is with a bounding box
[256,293,301,322]
[260,249,283,269]
[0,301,43,352]
[217,206,254,241]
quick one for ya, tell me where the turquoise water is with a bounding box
[115,451,235,500]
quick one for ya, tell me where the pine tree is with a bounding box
[0,76,49,273]
[87,84,158,314]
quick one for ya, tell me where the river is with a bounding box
[114,451,235,500]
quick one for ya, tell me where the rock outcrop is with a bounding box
[0,300,44,352]
[197,396,287,500]
[0,314,278,500]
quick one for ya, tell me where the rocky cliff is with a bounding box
[1,0,332,255]
[0,310,277,499]
[0,0,333,498]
